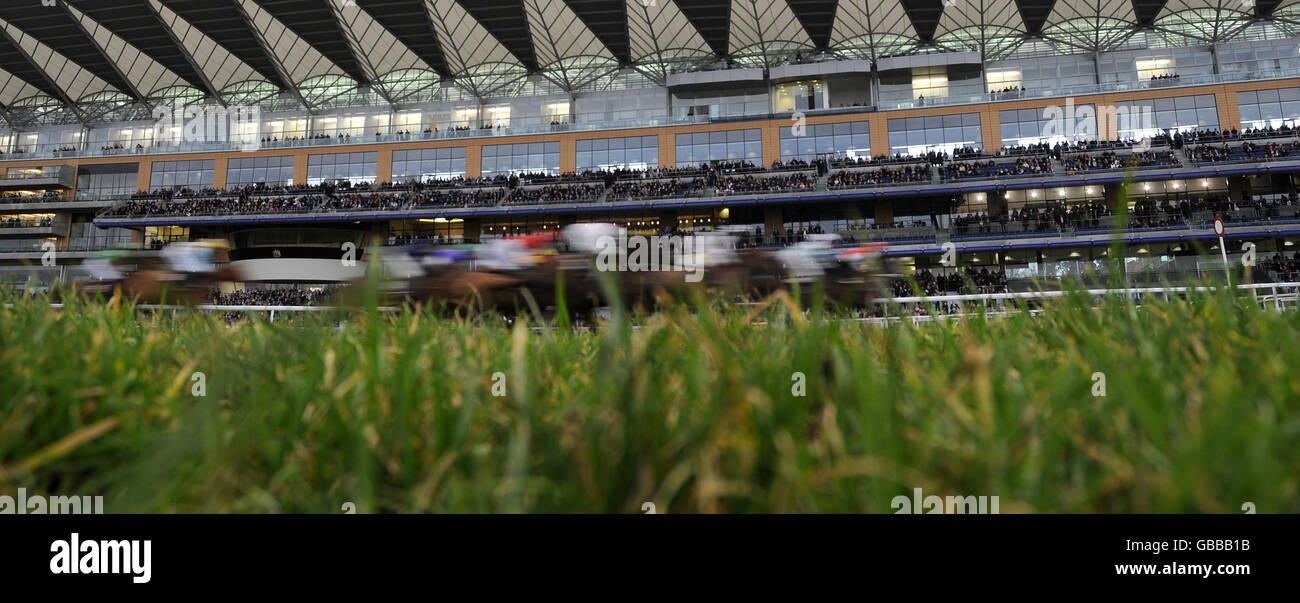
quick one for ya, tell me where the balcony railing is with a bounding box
[0,165,75,188]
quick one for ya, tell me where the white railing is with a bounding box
[15,283,1299,322]
[866,282,1300,325]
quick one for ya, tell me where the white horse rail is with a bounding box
[876,282,1300,305]
[12,283,1299,320]
[873,282,1300,318]
[143,304,402,322]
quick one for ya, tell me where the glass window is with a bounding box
[674,128,762,167]
[75,163,138,199]
[306,151,378,185]
[227,156,294,187]
[887,113,983,156]
[778,120,869,162]
[1113,95,1219,138]
[392,147,466,181]
[997,105,1098,148]
[1237,87,1300,129]
[149,159,215,190]
[481,142,560,176]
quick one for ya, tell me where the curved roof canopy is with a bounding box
[0,0,1295,126]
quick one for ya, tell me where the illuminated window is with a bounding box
[1136,58,1173,79]
[912,66,948,99]
[544,103,570,124]
[986,70,1022,92]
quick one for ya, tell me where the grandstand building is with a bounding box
[3,0,1300,288]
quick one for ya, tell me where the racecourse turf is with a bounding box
[1,287,1297,513]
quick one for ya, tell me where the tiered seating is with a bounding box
[503,184,604,205]
[1061,150,1180,172]
[940,156,1052,182]
[826,165,931,189]
[606,179,706,201]
[1187,141,1300,164]
[716,172,815,195]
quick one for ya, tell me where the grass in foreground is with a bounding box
[0,289,1297,513]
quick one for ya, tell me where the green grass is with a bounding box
[1,288,1297,513]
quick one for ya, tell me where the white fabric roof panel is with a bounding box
[728,0,816,58]
[0,65,45,108]
[829,0,919,59]
[424,0,523,73]
[66,3,191,100]
[0,17,121,103]
[238,0,348,85]
[331,0,431,79]
[149,0,270,92]
[1042,0,1139,51]
[625,0,712,61]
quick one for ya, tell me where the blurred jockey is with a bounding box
[83,249,128,281]
[161,240,229,274]
[776,234,840,281]
[476,234,552,271]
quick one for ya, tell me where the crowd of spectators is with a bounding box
[1259,252,1300,282]
[2,191,63,203]
[769,158,814,171]
[708,160,761,176]
[514,171,606,186]
[105,178,515,216]
[827,165,931,188]
[608,166,708,180]
[607,178,705,201]
[210,287,324,306]
[827,155,874,169]
[1187,140,1300,163]
[1062,150,1180,172]
[397,175,510,189]
[940,156,1052,181]
[990,85,1028,99]
[109,194,322,217]
[1157,126,1300,149]
[315,192,407,212]
[891,268,1010,297]
[1,215,53,228]
[504,184,604,205]
[717,172,815,195]
[386,232,460,246]
[994,143,1054,157]
[1240,124,1298,139]
[1009,200,1114,231]
[411,189,504,208]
